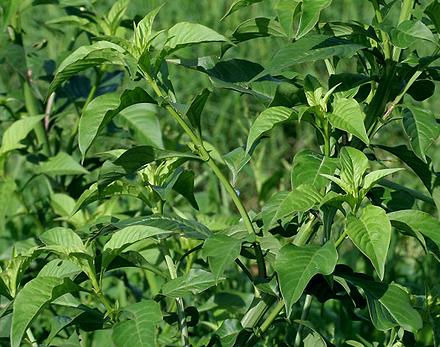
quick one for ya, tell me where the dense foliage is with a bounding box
[0,0,440,346]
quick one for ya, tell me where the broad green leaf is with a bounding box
[374,144,433,192]
[113,215,212,240]
[390,20,437,49]
[337,267,423,332]
[274,242,337,315]
[11,277,80,347]
[264,35,364,75]
[246,106,294,152]
[0,115,44,155]
[296,0,332,39]
[388,210,440,253]
[402,107,439,162]
[102,225,175,270]
[260,191,289,230]
[186,88,211,135]
[275,0,301,37]
[361,168,404,194]
[215,319,243,347]
[161,269,220,298]
[50,193,85,227]
[112,300,162,347]
[229,17,286,45]
[221,0,263,20]
[38,259,81,279]
[172,170,199,209]
[202,234,242,282]
[48,41,135,94]
[40,227,91,259]
[166,22,229,52]
[426,0,440,33]
[340,146,369,191]
[117,103,163,148]
[274,185,322,222]
[345,205,391,280]
[291,150,338,189]
[328,98,369,145]
[37,152,89,176]
[79,87,156,157]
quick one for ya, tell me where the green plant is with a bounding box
[0,0,440,346]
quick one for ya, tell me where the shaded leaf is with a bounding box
[37,152,89,176]
[221,0,263,20]
[0,115,44,155]
[296,0,332,39]
[161,269,220,298]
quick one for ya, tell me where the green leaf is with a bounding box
[215,319,243,347]
[291,150,338,189]
[374,144,433,191]
[229,17,286,44]
[345,205,391,280]
[274,242,337,315]
[221,0,263,20]
[40,227,89,257]
[337,267,423,332]
[390,20,437,49]
[133,5,163,54]
[166,22,229,52]
[246,106,294,152]
[402,106,439,162]
[117,103,164,148]
[37,152,89,176]
[388,210,440,254]
[202,234,242,282]
[102,225,175,270]
[296,0,332,39]
[340,146,369,192]
[186,88,211,135]
[79,87,156,157]
[426,0,440,33]
[161,269,220,298]
[11,276,80,347]
[328,98,369,145]
[0,115,44,155]
[260,191,289,230]
[274,185,322,222]
[361,168,404,194]
[112,300,162,347]
[106,0,130,34]
[172,170,199,209]
[264,35,364,75]
[48,41,135,95]
[223,147,251,184]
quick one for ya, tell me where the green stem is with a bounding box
[257,300,284,336]
[392,0,414,62]
[25,328,38,347]
[335,231,347,248]
[161,244,190,347]
[294,294,313,347]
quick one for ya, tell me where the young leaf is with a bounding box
[274,242,338,315]
[79,87,156,157]
[161,269,220,298]
[37,152,89,176]
[291,150,338,189]
[402,106,439,162]
[337,267,423,332]
[390,20,437,49]
[340,146,369,191]
[112,300,162,347]
[48,41,135,94]
[223,146,251,185]
[229,17,286,45]
[246,106,294,152]
[345,205,391,280]
[11,277,80,347]
[202,234,242,282]
[328,98,369,145]
[106,0,130,34]
[0,115,44,155]
[296,0,332,39]
[133,5,163,54]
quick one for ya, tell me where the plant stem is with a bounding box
[25,328,38,347]
[257,300,284,336]
[335,231,347,248]
[294,294,313,347]
[161,244,190,347]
